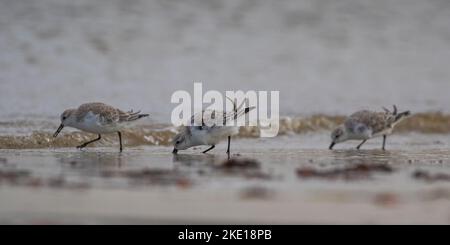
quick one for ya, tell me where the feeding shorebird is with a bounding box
[53,102,149,152]
[329,105,411,150]
[172,98,255,156]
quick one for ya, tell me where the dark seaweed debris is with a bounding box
[373,192,400,207]
[0,169,89,189]
[0,169,30,182]
[216,158,273,180]
[413,170,450,182]
[421,188,450,201]
[297,164,394,181]
[240,186,274,200]
[218,158,260,169]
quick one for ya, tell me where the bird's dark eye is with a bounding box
[176,141,180,144]
[63,117,66,120]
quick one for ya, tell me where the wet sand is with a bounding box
[1,134,450,224]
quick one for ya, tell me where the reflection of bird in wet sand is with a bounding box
[53,102,149,152]
[329,105,411,150]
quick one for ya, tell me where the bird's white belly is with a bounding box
[76,123,118,134]
[373,129,393,138]
[193,126,239,145]
[348,128,372,140]
[74,115,120,134]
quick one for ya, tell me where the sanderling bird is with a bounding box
[172,98,255,156]
[53,102,149,152]
[329,105,411,150]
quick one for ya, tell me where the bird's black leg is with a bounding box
[382,135,387,151]
[118,131,123,152]
[202,145,215,154]
[226,136,231,159]
[77,134,101,149]
[356,140,367,150]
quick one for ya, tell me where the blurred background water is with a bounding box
[0,0,450,143]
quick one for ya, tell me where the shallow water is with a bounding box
[1,135,450,224]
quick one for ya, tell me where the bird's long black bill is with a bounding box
[172,148,178,154]
[53,124,64,138]
[329,142,336,150]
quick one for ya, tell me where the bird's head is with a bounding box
[329,125,347,149]
[53,109,76,137]
[172,127,193,154]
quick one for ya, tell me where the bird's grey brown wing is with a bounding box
[344,118,369,135]
[348,111,388,134]
[369,112,394,134]
[76,103,120,124]
[190,112,205,127]
[190,110,226,128]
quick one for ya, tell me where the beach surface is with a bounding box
[1,134,450,224]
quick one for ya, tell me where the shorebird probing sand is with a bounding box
[53,102,149,152]
[329,105,411,150]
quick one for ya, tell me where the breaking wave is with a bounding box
[0,112,449,149]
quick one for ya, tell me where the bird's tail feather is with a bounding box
[225,97,256,119]
[395,110,411,122]
[236,106,256,118]
[121,110,149,122]
[383,105,411,123]
[224,96,256,121]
